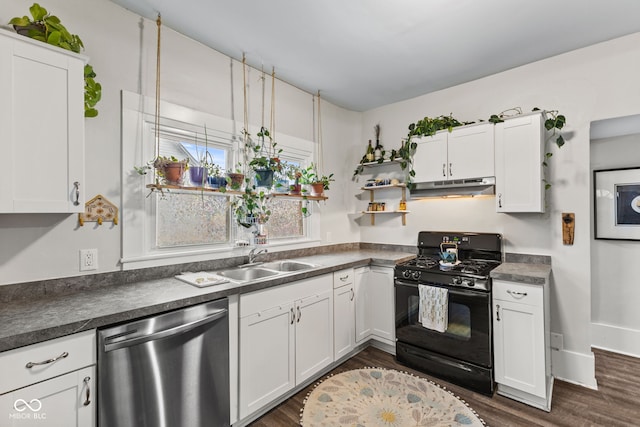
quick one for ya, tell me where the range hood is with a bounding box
[409,177,496,198]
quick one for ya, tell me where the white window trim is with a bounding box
[120,90,319,270]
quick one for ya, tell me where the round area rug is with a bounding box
[301,368,485,426]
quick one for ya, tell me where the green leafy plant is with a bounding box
[249,127,283,173]
[10,3,102,117]
[232,179,271,227]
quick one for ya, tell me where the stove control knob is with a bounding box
[452,277,463,285]
[462,279,474,287]
[412,271,421,280]
[402,270,412,279]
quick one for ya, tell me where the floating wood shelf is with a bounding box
[359,158,403,167]
[361,183,407,191]
[146,184,328,201]
[361,210,410,226]
[358,183,408,226]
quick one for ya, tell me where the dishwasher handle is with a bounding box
[104,308,228,352]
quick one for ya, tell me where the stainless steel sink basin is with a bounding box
[217,267,279,282]
[261,260,318,272]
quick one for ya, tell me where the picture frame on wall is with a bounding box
[594,166,640,240]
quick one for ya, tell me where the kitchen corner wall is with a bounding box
[358,32,640,388]
[0,0,359,285]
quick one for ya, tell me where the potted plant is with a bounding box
[300,163,334,196]
[206,163,227,189]
[153,156,189,185]
[282,162,302,195]
[9,3,102,117]
[227,164,245,190]
[249,127,282,188]
[232,180,271,228]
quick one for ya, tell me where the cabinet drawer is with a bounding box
[333,269,354,288]
[493,280,543,306]
[0,330,96,394]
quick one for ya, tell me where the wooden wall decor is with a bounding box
[562,212,575,245]
[78,194,118,226]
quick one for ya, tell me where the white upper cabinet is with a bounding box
[0,30,85,213]
[495,112,545,213]
[413,123,494,182]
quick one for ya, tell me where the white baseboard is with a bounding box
[591,322,640,358]
[550,348,597,389]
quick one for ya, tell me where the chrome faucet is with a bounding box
[248,248,267,264]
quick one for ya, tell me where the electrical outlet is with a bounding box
[550,332,563,351]
[80,249,98,271]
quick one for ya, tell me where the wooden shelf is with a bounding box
[361,210,410,226]
[361,183,407,191]
[146,184,328,201]
[359,158,403,167]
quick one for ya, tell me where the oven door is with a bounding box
[395,279,492,368]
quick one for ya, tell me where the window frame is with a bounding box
[121,91,318,270]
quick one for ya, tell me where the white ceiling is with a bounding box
[109,0,640,112]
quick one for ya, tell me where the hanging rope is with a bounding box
[154,13,162,157]
[260,64,266,131]
[317,90,324,174]
[242,53,248,135]
[270,67,276,141]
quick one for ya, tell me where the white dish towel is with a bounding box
[418,284,449,333]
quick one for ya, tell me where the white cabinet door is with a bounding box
[295,289,334,384]
[413,133,448,182]
[334,283,355,360]
[0,366,95,427]
[448,123,495,180]
[495,112,545,213]
[493,281,546,399]
[369,266,395,344]
[354,267,371,343]
[239,303,295,419]
[0,31,85,213]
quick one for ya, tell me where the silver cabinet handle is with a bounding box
[442,163,446,177]
[507,290,528,298]
[73,182,80,206]
[297,306,301,323]
[25,351,69,368]
[339,275,349,281]
[350,288,354,301]
[83,376,91,406]
[498,193,503,208]
[449,163,453,176]
[290,307,295,324]
[496,304,500,321]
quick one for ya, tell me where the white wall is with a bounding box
[358,32,640,387]
[0,0,359,285]
[590,131,640,357]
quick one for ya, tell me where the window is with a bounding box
[122,91,317,269]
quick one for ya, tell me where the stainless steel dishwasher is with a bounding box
[98,298,229,427]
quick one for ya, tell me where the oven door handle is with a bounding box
[395,279,488,298]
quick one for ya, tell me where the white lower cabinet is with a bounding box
[239,275,334,419]
[354,267,371,343]
[0,330,96,427]
[333,268,355,360]
[493,279,553,411]
[369,266,395,345]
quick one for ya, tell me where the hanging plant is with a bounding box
[9,3,102,117]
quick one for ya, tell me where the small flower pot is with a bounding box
[162,162,186,184]
[310,182,325,196]
[189,167,207,186]
[228,173,245,189]
[254,169,274,188]
[289,183,302,195]
[207,176,227,189]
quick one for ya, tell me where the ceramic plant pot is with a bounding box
[162,162,186,184]
[310,182,325,196]
[189,166,207,186]
[254,169,274,188]
[289,184,302,195]
[227,173,245,189]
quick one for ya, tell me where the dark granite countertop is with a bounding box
[490,253,552,285]
[0,249,414,353]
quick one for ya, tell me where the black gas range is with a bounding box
[394,231,502,395]
[395,231,502,291]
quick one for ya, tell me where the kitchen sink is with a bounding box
[217,267,280,282]
[261,260,318,272]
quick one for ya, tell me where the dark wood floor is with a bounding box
[250,347,640,426]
